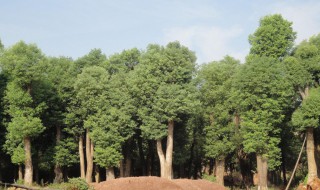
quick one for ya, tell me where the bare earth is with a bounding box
[91,177,226,190]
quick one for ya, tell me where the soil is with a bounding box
[91,177,226,190]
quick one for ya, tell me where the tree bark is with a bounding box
[256,155,268,190]
[124,156,132,177]
[106,167,115,180]
[306,127,317,183]
[156,139,166,178]
[54,126,63,183]
[281,148,287,185]
[216,158,225,186]
[95,165,100,182]
[18,164,23,180]
[136,132,146,176]
[79,135,86,179]
[156,120,174,179]
[24,136,33,186]
[120,160,124,177]
[86,129,94,183]
[146,140,155,176]
[165,120,174,179]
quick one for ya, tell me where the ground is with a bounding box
[91,177,226,190]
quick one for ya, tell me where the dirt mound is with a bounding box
[296,178,320,190]
[92,177,226,190]
[174,179,226,190]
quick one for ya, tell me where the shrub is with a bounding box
[67,178,90,190]
[202,174,216,182]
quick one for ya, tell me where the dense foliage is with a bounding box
[0,14,319,189]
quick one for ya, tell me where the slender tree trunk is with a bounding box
[95,165,100,182]
[54,126,63,183]
[86,129,94,183]
[146,141,153,176]
[24,136,33,186]
[156,120,174,179]
[106,167,115,180]
[34,153,39,184]
[281,150,287,185]
[18,164,23,180]
[256,155,268,190]
[188,138,195,178]
[306,127,317,183]
[124,156,132,177]
[216,158,225,186]
[137,132,146,176]
[79,135,85,179]
[120,160,124,177]
[156,139,166,177]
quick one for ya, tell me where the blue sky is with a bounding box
[1,0,320,64]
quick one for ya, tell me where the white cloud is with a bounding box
[272,1,320,43]
[163,25,245,64]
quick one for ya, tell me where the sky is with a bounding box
[1,0,320,64]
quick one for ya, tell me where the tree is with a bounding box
[198,56,240,185]
[1,41,47,185]
[90,71,136,180]
[45,56,77,183]
[73,66,109,182]
[285,33,320,183]
[130,42,197,179]
[292,88,320,183]
[233,56,294,190]
[66,49,107,182]
[249,14,296,59]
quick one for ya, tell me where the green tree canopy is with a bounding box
[249,14,296,59]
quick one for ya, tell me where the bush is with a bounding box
[48,178,91,190]
[202,174,216,182]
[67,178,90,190]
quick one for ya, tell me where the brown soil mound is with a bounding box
[296,178,320,190]
[93,177,226,190]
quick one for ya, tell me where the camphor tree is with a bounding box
[65,49,107,182]
[244,14,297,189]
[0,41,47,185]
[73,66,109,182]
[90,70,136,181]
[249,14,296,59]
[292,88,320,183]
[45,57,78,183]
[130,42,197,179]
[285,33,320,183]
[233,56,294,190]
[198,56,240,185]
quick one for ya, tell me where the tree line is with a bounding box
[0,14,319,190]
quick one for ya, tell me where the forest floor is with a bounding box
[91,176,226,190]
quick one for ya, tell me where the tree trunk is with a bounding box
[156,120,174,179]
[120,160,124,177]
[146,140,155,176]
[18,164,23,180]
[216,158,225,186]
[24,136,33,186]
[281,151,287,185]
[86,129,94,183]
[79,135,85,179]
[106,167,115,180]
[256,155,268,190]
[306,127,317,183]
[54,126,63,183]
[95,165,100,182]
[137,132,146,176]
[124,156,132,177]
[156,139,166,178]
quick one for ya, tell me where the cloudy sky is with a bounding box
[1,0,320,64]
